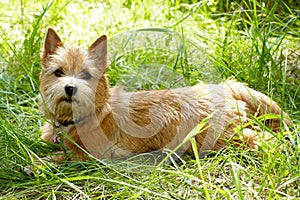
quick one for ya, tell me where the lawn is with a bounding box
[0,0,299,199]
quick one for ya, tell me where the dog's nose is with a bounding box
[65,84,77,96]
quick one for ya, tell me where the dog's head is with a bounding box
[39,28,108,124]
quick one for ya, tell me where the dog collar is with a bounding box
[59,121,75,127]
[52,118,86,144]
[52,121,74,144]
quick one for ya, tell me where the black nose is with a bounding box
[64,84,77,96]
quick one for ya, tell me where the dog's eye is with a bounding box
[54,69,64,77]
[82,71,92,80]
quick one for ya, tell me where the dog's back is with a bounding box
[105,81,289,154]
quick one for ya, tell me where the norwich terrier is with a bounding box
[39,28,289,161]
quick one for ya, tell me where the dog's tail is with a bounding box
[225,80,291,130]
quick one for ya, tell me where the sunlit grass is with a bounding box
[0,0,299,199]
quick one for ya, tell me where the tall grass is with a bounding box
[0,0,299,199]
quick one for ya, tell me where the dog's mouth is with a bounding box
[62,97,73,103]
[60,97,79,104]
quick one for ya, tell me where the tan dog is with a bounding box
[40,28,289,161]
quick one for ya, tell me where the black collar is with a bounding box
[52,117,86,144]
[52,121,74,144]
[55,117,85,128]
[57,121,75,127]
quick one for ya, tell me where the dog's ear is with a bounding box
[42,28,64,59]
[88,35,107,68]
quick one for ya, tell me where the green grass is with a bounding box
[0,0,299,199]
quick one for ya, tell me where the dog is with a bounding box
[39,28,290,161]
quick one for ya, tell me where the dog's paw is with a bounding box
[23,165,35,176]
[23,161,49,176]
[242,128,259,149]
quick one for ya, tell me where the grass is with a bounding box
[0,0,299,199]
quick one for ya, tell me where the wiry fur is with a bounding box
[40,28,290,161]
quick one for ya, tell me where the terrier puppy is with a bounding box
[39,28,289,161]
